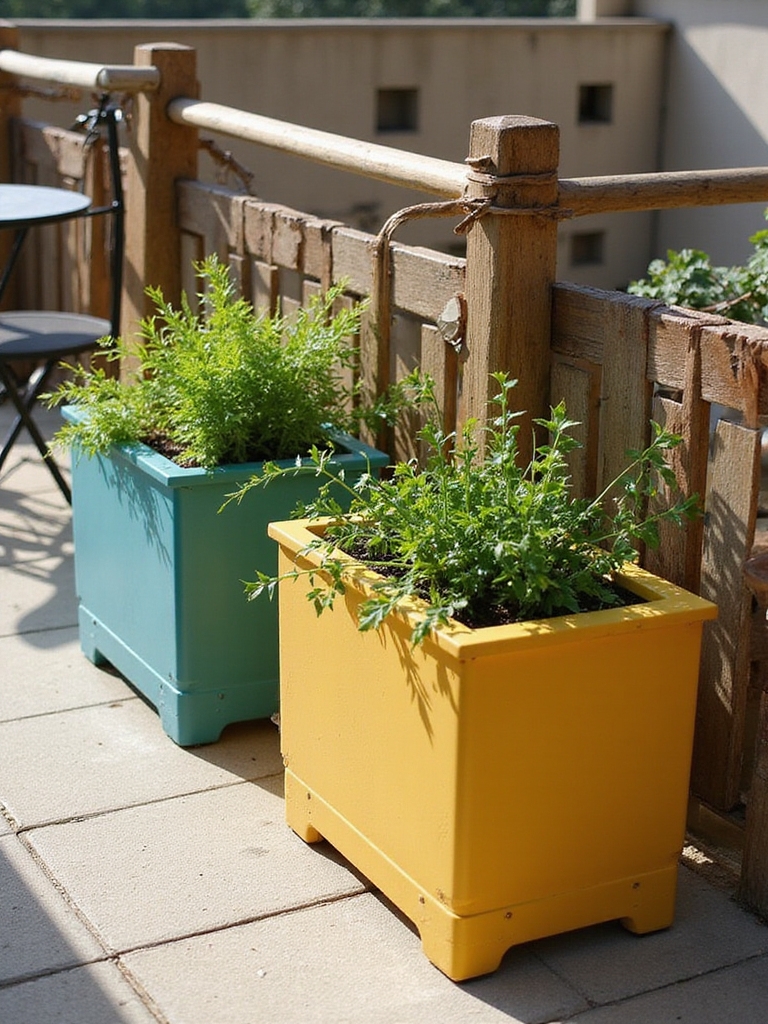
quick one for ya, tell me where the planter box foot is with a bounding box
[619,878,677,935]
[285,769,682,981]
[78,605,278,746]
[285,786,324,843]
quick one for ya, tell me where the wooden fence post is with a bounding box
[0,21,20,310]
[462,115,560,465]
[123,43,198,342]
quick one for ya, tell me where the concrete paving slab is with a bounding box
[1,438,74,648]
[0,627,130,721]
[0,705,284,827]
[0,408,72,591]
[0,451,70,504]
[0,833,105,985]
[568,954,768,1023]
[27,781,368,951]
[0,554,77,638]
[0,959,159,1024]
[123,891,590,1024]
[0,402,70,463]
[532,867,768,1004]
[0,485,71,563]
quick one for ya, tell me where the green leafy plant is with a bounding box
[237,373,700,645]
[628,212,768,325]
[46,254,386,469]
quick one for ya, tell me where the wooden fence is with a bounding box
[3,27,768,916]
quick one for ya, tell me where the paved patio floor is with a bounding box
[2,404,768,1024]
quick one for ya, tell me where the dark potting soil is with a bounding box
[339,537,644,630]
[140,432,318,469]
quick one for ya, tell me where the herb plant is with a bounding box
[47,255,373,469]
[239,373,699,645]
[628,212,768,325]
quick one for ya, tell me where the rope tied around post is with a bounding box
[368,159,571,431]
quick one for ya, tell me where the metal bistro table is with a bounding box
[0,184,92,297]
[0,184,97,500]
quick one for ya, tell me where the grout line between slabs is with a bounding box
[8,772,288,835]
[550,948,768,1022]
[0,693,142,727]
[112,889,375,960]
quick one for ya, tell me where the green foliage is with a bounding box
[0,0,249,15]
[628,213,768,325]
[47,254,372,469]
[0,0,574,14]
[247,1,574,15]
[238,373,699,644]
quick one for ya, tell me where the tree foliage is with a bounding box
[0,0,250,16]
[0,0,574,16]
[247,0,574,15]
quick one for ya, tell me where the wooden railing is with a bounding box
[3,28,768,915]
[0,47,160,92]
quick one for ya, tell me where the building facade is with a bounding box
[12,2,768,287]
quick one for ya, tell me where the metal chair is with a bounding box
[0,98,124,504]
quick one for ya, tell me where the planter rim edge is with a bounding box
[61,405,388,487]
[268,516,718,659]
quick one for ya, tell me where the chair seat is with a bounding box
[0,101,123,508]
[0,310,111,360]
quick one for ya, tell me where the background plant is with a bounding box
[628,212,768,325]
[241,373,699,644]
[48,255,378,468]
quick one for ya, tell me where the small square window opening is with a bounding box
[377,88,419,133]
[571,231,605,266]
[578,84,613,124]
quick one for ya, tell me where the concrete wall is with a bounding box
[628,0,768,266]
[11,18,667,290]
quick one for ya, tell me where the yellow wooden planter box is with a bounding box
[268,518,717,981]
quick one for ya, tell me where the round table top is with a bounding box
[0,184,91,228]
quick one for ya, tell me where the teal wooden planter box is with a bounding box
[63,406,388,746]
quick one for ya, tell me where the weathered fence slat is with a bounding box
[739,690,768,915]
[693,419,762,810]
[644,323,710,592]
[596,294,653,497]
[644,395,708,592]
[420,323,458,446]
[550,355,600,499]
[177,179,246,259]
[250,260,279,314]
[739,554,768,918]
[648,310,768,416]
[551,282,611,365]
